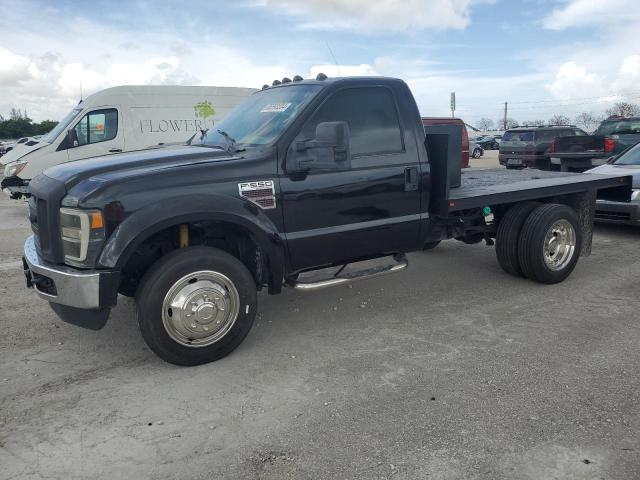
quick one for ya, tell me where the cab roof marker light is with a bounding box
[293,75,303,82]
[316,73,328,81]
[282,77,291,83]
[262,84,269,90]
[272,79,281,86]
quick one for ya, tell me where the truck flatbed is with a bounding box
[447,168,631,212]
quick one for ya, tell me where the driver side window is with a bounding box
[73,109,118,146]
[300,87,404,158]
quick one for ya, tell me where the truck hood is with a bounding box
[43,144,236,188]
[1,139,49,165]
[587,163,640,189]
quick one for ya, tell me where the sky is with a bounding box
[1,0,639,128]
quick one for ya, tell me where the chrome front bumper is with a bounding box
[23,235,118,309]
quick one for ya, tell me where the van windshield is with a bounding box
[199,84,322,148]
[41,107,83,144]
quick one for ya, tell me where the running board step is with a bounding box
[289,254,408,291]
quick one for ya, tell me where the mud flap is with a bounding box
[50,303,110,330]
[561,189,596,256]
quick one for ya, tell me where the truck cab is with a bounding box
[21,75,632,366]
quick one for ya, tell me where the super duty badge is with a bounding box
[238,180,276,209]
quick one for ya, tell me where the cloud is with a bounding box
[309,64,379,78]
[0,48,38,86]
[613,55,640,95]
[545,61,606,100]
[543,0,640,30]
[256,0,487,32]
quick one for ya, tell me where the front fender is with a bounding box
[97,194,285,291]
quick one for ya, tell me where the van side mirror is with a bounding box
[287,121,351,173]
[65,129,79,149]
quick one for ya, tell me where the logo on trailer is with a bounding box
[238,180,276,210]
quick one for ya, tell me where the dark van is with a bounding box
[499,125,588,170]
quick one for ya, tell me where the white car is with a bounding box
[1,85,257,198]
[587,142,640,225]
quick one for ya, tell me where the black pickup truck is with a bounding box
[22,75,632,365]
[548,116,640,171]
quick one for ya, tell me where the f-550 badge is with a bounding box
[238,180,276,210]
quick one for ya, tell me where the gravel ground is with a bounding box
[1,158,639,479]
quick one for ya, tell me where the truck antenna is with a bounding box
[325,41,341,77]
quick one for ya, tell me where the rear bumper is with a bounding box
[594,200,640,225]
[498,153,545,168]
[23,235,119,329]
[549,156,610,169]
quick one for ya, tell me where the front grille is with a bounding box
[26,173,67,263]
[595,210,631,221]
[28,196,42,252]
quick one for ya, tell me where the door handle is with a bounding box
[109,148,122,153]
[404,167,419,191]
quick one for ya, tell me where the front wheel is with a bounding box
[136,246,257,366]
[422,240,441,251]
[472,148,482,159]
[518,204,582,284]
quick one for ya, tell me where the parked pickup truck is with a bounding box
[21,75,632,366]
[549,116,640,171]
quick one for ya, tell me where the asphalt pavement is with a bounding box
[1,153,639,479]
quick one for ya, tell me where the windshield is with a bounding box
[614,142,640,166]
[596,119,640,136]
[198,84,322,148]
[41,107,83,144]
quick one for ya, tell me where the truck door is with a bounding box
[280,86,422,271]
[66,108,124,162]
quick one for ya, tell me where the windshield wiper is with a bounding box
[217,129,238,153]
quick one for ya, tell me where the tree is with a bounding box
[574,111,600,131]
[36,120,58,135]
[522,119,545,126]
[548,114,571,126]
[497,117,519,129]
[0,114,58,139]
[476,117,494,131]
[605,102,640,118]
[9,108,27,120]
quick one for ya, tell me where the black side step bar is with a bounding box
[289,254,408,291]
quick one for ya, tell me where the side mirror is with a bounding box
[287,121,351,173]
[66,129,79,149]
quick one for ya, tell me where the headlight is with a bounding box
[632,189,640,201]
[60,208,105,267]
[4,161,28,177]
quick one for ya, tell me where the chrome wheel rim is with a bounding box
[162,271,240,348]
[543,219,576,271]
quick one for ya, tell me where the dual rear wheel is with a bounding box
[496,203,582,284]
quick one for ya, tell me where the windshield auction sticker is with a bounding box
[260,103,291,113]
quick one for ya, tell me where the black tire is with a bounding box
[423,240,441,251]
[136,246,257,366]
[472,148,482,159]
[518,204,582,284]
[495,202,540,277]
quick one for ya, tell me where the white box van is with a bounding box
[1,85,257,198]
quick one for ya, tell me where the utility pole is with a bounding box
[503,102,508,130]
[450,92,456,118]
